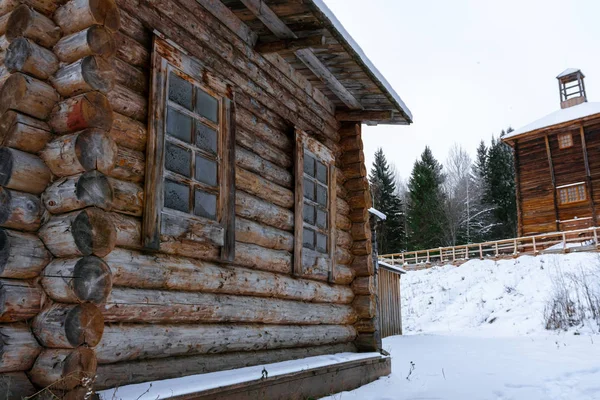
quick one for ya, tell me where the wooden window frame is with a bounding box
[557,183,587,205]
[294,129,337,282]
[143,36,236,261]
[558,133,573,149]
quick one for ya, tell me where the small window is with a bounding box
[144,37,235,260]
[558,133,573,149]
[558,183,586,205]
[294,130,336,281]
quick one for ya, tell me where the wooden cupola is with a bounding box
[557,68,587,109]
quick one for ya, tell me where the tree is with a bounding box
[407,147,447,250]
[369,148,405,254]
[468,140,495,242]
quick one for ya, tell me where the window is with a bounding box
[558,133,573,149]
[558,183,586,205]
[144,37,235,260]
[294,130,336,281]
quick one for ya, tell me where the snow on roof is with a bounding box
[311,0,413,122]
[378,261,407,274]
[369,207,387,220]
[503,102,600,140]
[557,68,582,79]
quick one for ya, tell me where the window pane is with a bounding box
[165,142,191,177]
[316,209,327,229]
[164,179,189,213]
[316,161,327,184]
[167,107,192,143]
[169,73,192,110]
[304,153,315,176]
[194,189,217,220]
[303,178,315,201]
[316,184,327,206]
[303,203,315,224]
[195,121,218,154]
[195,154,217,187]
[316,233,327,253]
[196,89,219,123]
[303,227,315,249]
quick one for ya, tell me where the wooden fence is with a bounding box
[379,227,600,270]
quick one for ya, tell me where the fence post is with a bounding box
[465,245,469,260]
[594,227,599,248]
[495,242,499,258]
[532,237,537,254]
[426,250,430,263]
[562,232,567,253]
[401,253,405,265]
[452,247,456,262]
[391,254,394,265]
[439,247,444,263]
[479,243,483,259]
[513,239,517,256]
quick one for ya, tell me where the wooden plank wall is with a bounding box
[377,269,402,338]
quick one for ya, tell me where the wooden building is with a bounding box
[503,69,600,236]
[0,0,413,398]
[377,261,405,338]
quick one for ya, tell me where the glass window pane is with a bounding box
[195,154,217,187]
[316,161,327,184]
[169,73,192,110]
[316,209,327,230]
[195,121,218,154]
[303,228,315,249]
[196,89,219,123]
[304,153,315,176]
[164,180,189,213]
[316,233,327,253]
[316,184,327,206]
[303,178,315,201]
[194,189,217,220]
[303,203,315,224]
[165,142,191,177]
[167,107,192,143]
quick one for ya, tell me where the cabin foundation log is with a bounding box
[29,347,97,391]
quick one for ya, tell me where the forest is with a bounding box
[370,129,517,254]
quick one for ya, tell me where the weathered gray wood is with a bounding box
[39,207,117,257]
[335,264,355,285]
[106,248,354,304]
[29,348,97,390]
[0,324,41,373]
[109,211,141,249]
[5,37,58,79]
[236,217,293,252]
[0,0,19,17]
[0,147,51,194]
[48,92,113,134]
[112,56,147,95]
[235,146,292,189]
[351,276,375,295]
[0,228,50,278]
[32,303,104,348]
[106,83,147,121]
[255,35,325,54]
[0,187,42,232]
[353,295,376,319]
[104,145,144,183]
[55,0,120,36]
[53,25,116,63]
[94,344,356,390]
[160,211,225,248]
[0,278,41,322]
[96,324,357,364]
[0,110,51,153]
[51,55,115,97]
[108,112,146,151]
[0,72,59,120]
[236,167,293,209]
[113,30,148,68]
[234,242,291,274]
[41,256,112,304]
[235,191,293,232]
[5,4,60,47]
[0,372,36,400]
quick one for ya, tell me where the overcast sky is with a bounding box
[322,0,600,181]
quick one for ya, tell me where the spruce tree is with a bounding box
[407,147,447,250]
[369,148,405,254]
[469,140,494,242]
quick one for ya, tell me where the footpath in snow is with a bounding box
[323,253,600,400]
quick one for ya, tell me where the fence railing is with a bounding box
[379,227,600,270]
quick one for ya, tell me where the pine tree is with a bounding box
[469,140,494,242]
[369,148,405,254]
[407,147,447,250]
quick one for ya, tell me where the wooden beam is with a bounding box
[238,0,363,110]
[336,110,393,122]
[579,125,597,226]
[544,134,560,231]
[255,35,325,54]
[196,0,258,46]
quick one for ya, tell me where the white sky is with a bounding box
[322,0,600,180]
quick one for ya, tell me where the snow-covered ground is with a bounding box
[323,253,600,400]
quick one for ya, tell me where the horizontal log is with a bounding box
[0,147,51,194]
[105,145,144,183]
[21,0,65,15]
[347,189,372,210]
[51,55,115,97]
[236,167,293,209]
[336,246,354,265]
[5,37,58,79]
[114,30,148,68]
[106,83,147,121]
[160,211,224,248]
[54,25,116,64]
[112,56,148,95]
[354,318,377,333]
[336,229,352,249]
[235,242,291,274]
[29,347,97,391]
[236,127,292,169]
[352,239,372,256]
[103,287,356,325]
[353,295,376,319]
[96,323,357,364]
[109,211,141,249]
[95,345,357,391]
[348,207,369,223]
[55,0,120,36]
[41,129,117,177]
[355,332,380,352]
[236,146,292,189]
[107,248,354,304]
[351,222,371,241]
[0,228,50,279]
[0,0,19,17]
[0,72,59,120]
[336,213,352,231]
[0,187,42,231]
[0,372,36,400]
[351,276,375,295]
[236,106,292,153]
[48,91,113,134]
[6,4,60,47]
[235,191,293,232]
[340,135,363,152]
[256,35,326,54]
[108,112,147,151]
[334,264,355,285]
[0,278,42,322]
[0,110,51,153]
[351,255,374,277]
[341,162,366,180]
[0,324,41,372]
[345,177,368,193]
[235,216,293,251]
[32,303,104,348]
[41,256,112,304]
[340,150,364,166]
[39,207,117,257]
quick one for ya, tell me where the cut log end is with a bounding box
[49,92,113,134]
[73,256,113,303]
[73,207,117,257]
[33,303,105,348]
[30,347,97,391]
[6,4,60,47]
[76,129,117,172]
[88,23,116,55]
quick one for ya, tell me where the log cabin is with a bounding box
[0,0,413,398]
[503,69,600,236]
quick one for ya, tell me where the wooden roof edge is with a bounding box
[307,0,413,124]
[501,111,600,144]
